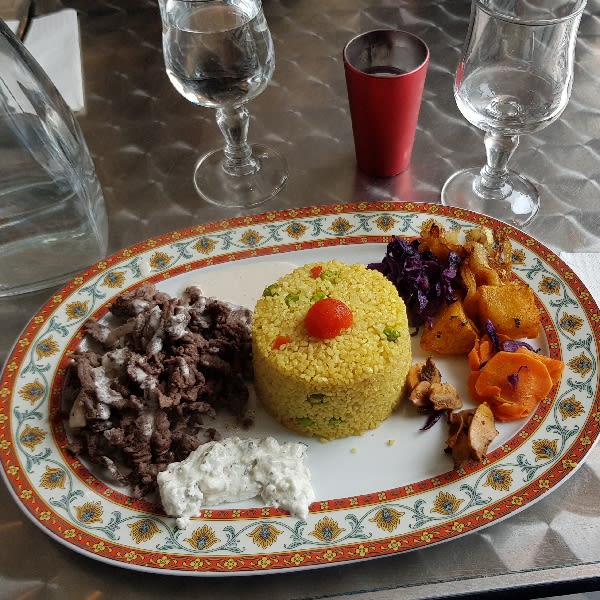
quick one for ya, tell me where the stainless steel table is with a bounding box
[1,0,600,597]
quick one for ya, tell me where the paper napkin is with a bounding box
[6,8,84,112]
[559,252,600,304]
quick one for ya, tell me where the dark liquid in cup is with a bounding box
[363,66,408,76]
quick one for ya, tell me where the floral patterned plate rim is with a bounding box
[0,201,598,576]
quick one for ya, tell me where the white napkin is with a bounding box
[7,8,84,112]
[559,252,600,305]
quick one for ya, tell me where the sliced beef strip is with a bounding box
[63,283,253,498]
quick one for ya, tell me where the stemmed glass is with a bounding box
[441,0,586,227]
[159,0,287,208]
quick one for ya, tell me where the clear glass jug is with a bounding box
[0,19,108,296]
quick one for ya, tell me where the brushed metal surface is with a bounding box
[1,0,600,598]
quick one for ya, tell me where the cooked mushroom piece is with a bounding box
[446,402,498,467]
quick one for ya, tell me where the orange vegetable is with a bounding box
[310,265,323,278]
[272,335,291,349]
[304,298,353,339]
[468,349,558,422]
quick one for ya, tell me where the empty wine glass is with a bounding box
[441,0,586,227]
[159,0,287,208]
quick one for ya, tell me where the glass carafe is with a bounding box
[0,19,108,296]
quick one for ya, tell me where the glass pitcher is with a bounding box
[0,18,108,296]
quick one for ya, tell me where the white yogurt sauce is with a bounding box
[157,436,315,528]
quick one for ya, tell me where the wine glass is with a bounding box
[441,0,586,228]
[159,0,287,208]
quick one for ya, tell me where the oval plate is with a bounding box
[1,201,598,575]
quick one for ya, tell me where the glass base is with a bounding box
[441,167,540,228]
[193,144,288,209]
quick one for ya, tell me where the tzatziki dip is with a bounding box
[157,436,315,528]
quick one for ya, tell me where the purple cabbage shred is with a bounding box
[368,237,463,328]
[485,319,538,353]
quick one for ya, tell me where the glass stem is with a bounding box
[475,131,519,199]
[216,105,259,177]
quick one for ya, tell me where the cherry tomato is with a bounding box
[304,298,353,339]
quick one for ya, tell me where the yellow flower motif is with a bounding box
[369,507,404,532]
[248,524,283,549]
[39,466,66,490]
[146,241,157,249]
[511,496,523,505]
[310,517,345,542]
[538,479,550,489]
[232,510,241,518]
[452,522,464,532]
[20,489,32,500]
[0,387,9,398]
[18,380,45,404]
[532,438,559,462]
[330,217,352,236]
[322,549,337,562]
[511,249,526,265]
[355,544,369,557]
[93,542,106,553]
[388,539,401,551]
[404,485,414,494]
[97,261,108,269]
[65,300,89,320]
[39,511,51,521]
[124,551,138,562]
[559,313,584,335]
[64,529,76,538]
[7,465,19,475]
[149,251,172,270]
[562,459,578,469]
[378,492,387,501]
[484,468,513,491]
[581,435,592,446]
[193,237,217,255]
[261,507,271,517]
[35,337,59,359]
[18,338,29,348]
[431,491,464,516]
[186,525,219,550]
[539,277,561,295]
[257,556,272,568]
[203,510,212,518]
[420,532,433,542]
[319,501,329,510]
[482,510,495,520]
[568,353,593,376]
[240,229,263,247]
[52,295,63,304]
[349,497,359,506]
[290,553,304,566]
[34,315,45,324]
[74,501,103,524]
[374,215,397,231]
[128,519,160,544]
[102,271,126,289]
[519,430,529,438]
[285,222,307,239]
[122,249,132,257]
[222,558,238,570]
[156,556,171,567]
[558,396,585,419]
[189,558,205,569]
[19,425,46,450]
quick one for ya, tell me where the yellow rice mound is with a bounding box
[252,261,411,440]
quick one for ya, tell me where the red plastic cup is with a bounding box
[343,29,430,177]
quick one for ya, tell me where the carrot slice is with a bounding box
[515,347,564,386]
[470,351,554,422]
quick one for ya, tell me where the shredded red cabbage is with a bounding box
[368,237,463,328]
